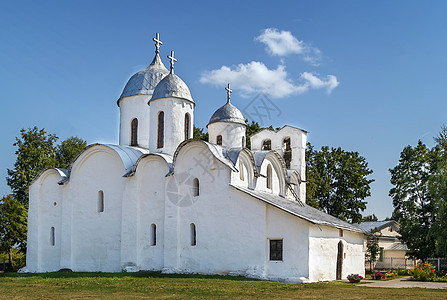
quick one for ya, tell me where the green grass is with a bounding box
[0,271,445,299]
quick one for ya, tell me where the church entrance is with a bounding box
[336,241,343,280]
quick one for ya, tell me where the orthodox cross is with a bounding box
[168,51,177,73]
[225,83,232,103]
[153,33,163,54]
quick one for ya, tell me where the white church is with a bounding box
[26,34,365,282]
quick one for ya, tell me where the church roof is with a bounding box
[118,53,169,104]
[232,185,364,233]
[208,101,246,126]
[150,72,194,103]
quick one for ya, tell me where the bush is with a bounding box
[346,274,364,282]
[408,262,436,281]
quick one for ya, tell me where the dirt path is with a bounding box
[360,276,447,289]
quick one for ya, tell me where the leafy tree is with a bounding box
[56,136,87,169]
[7,127,86,205]
[365,232,380,271]
[429,127,447,257]
[389,140,437,259]
[193,126,208,141]
[0,195,27,267]
[245,120,261,149]
[361,214,379,222]
[7,127,59,205]
[306,143,374,223]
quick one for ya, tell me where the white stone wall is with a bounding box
[208,122,246,148]
[68,146,126,272]
[119,95,151,149]
[149,98,194,156]
[308,225,365,282]
[27,141,365,282]
[250,126,307,178]
[26,169,64,272]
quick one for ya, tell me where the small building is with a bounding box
[25,33,365,282]
[355,220,410,269]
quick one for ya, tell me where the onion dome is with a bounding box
[117,33,169,105]
[208,84,245,126]
[149,51,194,104]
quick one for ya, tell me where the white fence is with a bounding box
[366,258,419,270]
[426,258,447,272]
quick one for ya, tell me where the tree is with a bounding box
[429,127,447,257]
[361,214,379,222]
[7,127,86,205]
[7,127,59,205]
[389,141,437,259]
[193,126,208,141]
[0,195,27,268]
[365,232,380,271]
[55,136,87,169]
[306,143,374,223]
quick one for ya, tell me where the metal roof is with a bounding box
[118,53,169,103]
[231,185,364,233]
[149,72,193,103]
[353,220,399,233]
[208,101,246,126]
[385,242,409,251]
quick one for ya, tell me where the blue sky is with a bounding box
[1,1,447,220]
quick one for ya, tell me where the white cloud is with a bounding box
[255,28,322,66]
[200,62,339,99]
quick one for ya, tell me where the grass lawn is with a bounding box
[0,272,445,299]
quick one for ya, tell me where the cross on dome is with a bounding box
[168,50,177,74]
[225,83,232,103]
[153,33,163,54]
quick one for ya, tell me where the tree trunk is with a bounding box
[8,247,12,268]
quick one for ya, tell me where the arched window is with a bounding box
[98,190,104,213]
[151,224,156,246]
[184,113,190,140]
[131,118,138,146]
[267,165,272,190]
[192,178,199,196]
[262,139,271,150]
[157,111,164,148]
[50,227,55,246]
[190,223,196,246]
[242,136,245,148]
[216,135,222,145]
[283,137,291,169]
[239,161,244,181]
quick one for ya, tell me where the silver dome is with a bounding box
[208,101,246,126]
[150,72,194,103]
[118,53,169,103]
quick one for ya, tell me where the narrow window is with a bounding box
[50,227,55,246]
[242,136,245,148]
[282,137,291,151]
[216,135,222,145]
[282,137,291,169]
[131,118,138,146]
[339,229,343,237]
[98,190,104,213]
[262,139,271,150]
[269,239,283,261]
[151,224,156,246]
[239,161,244,181]
[157,111,164,148]
[266,165,272,189]
[190,223,196,246]
[379,247,384,262]
[184,113,190,140]
[192,178,199,196]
